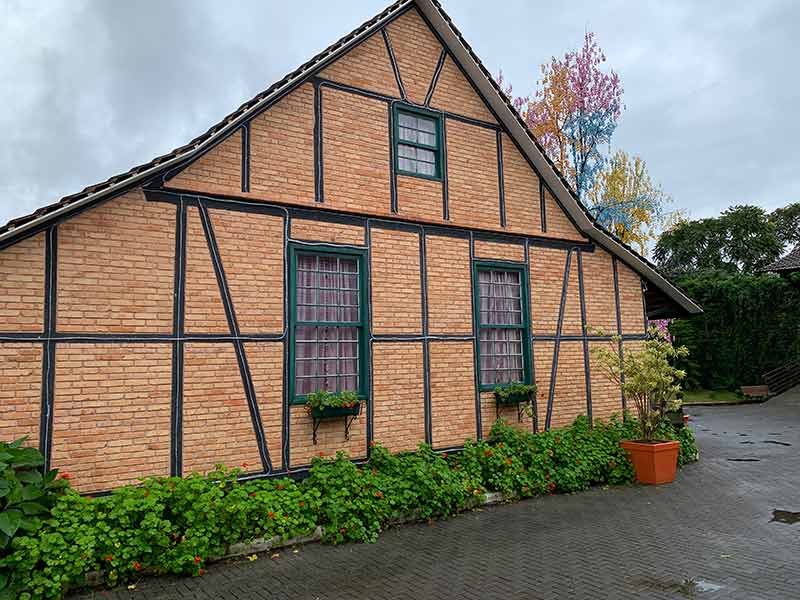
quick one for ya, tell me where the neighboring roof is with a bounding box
[0,0,701,316]
[764,243,800,273]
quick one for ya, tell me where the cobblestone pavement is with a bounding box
[75,388,800,600]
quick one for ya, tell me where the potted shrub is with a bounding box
[592,326,689,485]
[305,390,362,419]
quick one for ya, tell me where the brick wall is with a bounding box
[396,175,443,223]
[211,209,284,333]
[51,344,172,493]
[582,249,619,334]
[0,344,42,446]
[501,134,541,236]
[385,9,442,104]
[246,342,284,471]
[0,232,44,332]
[291,219,365,246]
[184,206,229,333]
[322,87,391,214]
[429,55,494,123]
[183,343,263,475]
[474,239,524,263]
[169,130,242,195]
[289,404,367,468]
[57,191,175,333]
[425,234,472,335]
[547,342,587,429]
[429,341,476,448]
[371,227,422,334]
[543,188,586,242]
[372,342,426,452]
[618,261,646,335]
[249,83,316,204]
[320,31,400,98]
[446,119,500,230]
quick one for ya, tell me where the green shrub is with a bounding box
[0,417,698,599]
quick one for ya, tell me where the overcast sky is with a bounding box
[2,0,798,232]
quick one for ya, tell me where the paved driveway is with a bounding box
[76,388,800,600]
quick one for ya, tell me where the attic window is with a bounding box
[394,106,442,180]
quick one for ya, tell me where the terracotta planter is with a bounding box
[620,439,680,485]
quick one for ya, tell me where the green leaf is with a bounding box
[20,502,47,515]
[16,470,42,484]
[0,509,22,537]
[0,572,7,590]
[21,485,44,501]
[18,516,40,531]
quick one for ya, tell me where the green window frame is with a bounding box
[393,104,443,181]
[288,244,369,405]
[473,262,532,391]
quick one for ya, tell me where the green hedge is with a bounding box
[1,417,698,600]
[670,271,800,390]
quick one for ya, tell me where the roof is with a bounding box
[764,243,800,273]
[0,0,701,316]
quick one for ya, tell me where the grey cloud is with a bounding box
[1,0,797,229]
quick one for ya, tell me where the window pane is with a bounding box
[479,309,525,386]
[398,144,437,176]
[398,112,438,148]
[294,325,360,394]
[479,269,522,326]
[296,253,360,323]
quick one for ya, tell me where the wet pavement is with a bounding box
[74,387,800,599]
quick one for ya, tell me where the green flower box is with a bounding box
[495,390,531,406]
[311,403,362,419]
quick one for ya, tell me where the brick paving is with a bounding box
[74,388,800,600]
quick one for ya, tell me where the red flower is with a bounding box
[369,441,376,448]
[483,449,493,458]
[299,501,305,507]
[143,491,149,498]
[575,459,581,465]
[505,458,513,466]
[104,555,114,563]
[241,463,249,469]
[194,556,202,564]
[198,568,206,576]
[276,484,285,491]
[60,472,72,480]
[547,483,556,492]
[374,491,383,498]
[319,451,326,457]
[498,443,505,449]
[442,453,449,459]
[339,528,347,535]
[268,511,275,519]
[132,561,142,571]
[249,492,257,497]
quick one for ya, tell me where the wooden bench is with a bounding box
[740,384,770,399]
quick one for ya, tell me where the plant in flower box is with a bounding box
[305,390,362,419]
[494,382,537,405]
[591,325,689,484]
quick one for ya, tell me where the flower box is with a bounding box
[495,390,531,406]
[311,403,362,419]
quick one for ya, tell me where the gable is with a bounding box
[385,8,443,103]
[320,29,401,97]
[0,0,699,317]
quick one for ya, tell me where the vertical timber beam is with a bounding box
[420,229,432,444]
[39,226,57,471]
[497,131,506,228]
[524,239,538,433]
[170,199,187,476]
[612,257,626,412]
[240,123,250,193]
[425,49,446,106]
[382,29,406,100]
[313,79,324,203]
[469,233,483,440]
[539,178,547,233]
[577,250,592,426]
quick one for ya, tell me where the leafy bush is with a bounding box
[0,417,698,599]
[0,439,69,599]
[305,390,360,411]
[670,271,800,390]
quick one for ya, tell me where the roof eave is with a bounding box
[415,0,702,316]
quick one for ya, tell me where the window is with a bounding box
[394,106,442,179]
[290,247,367,403]
[474,265,531,389]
